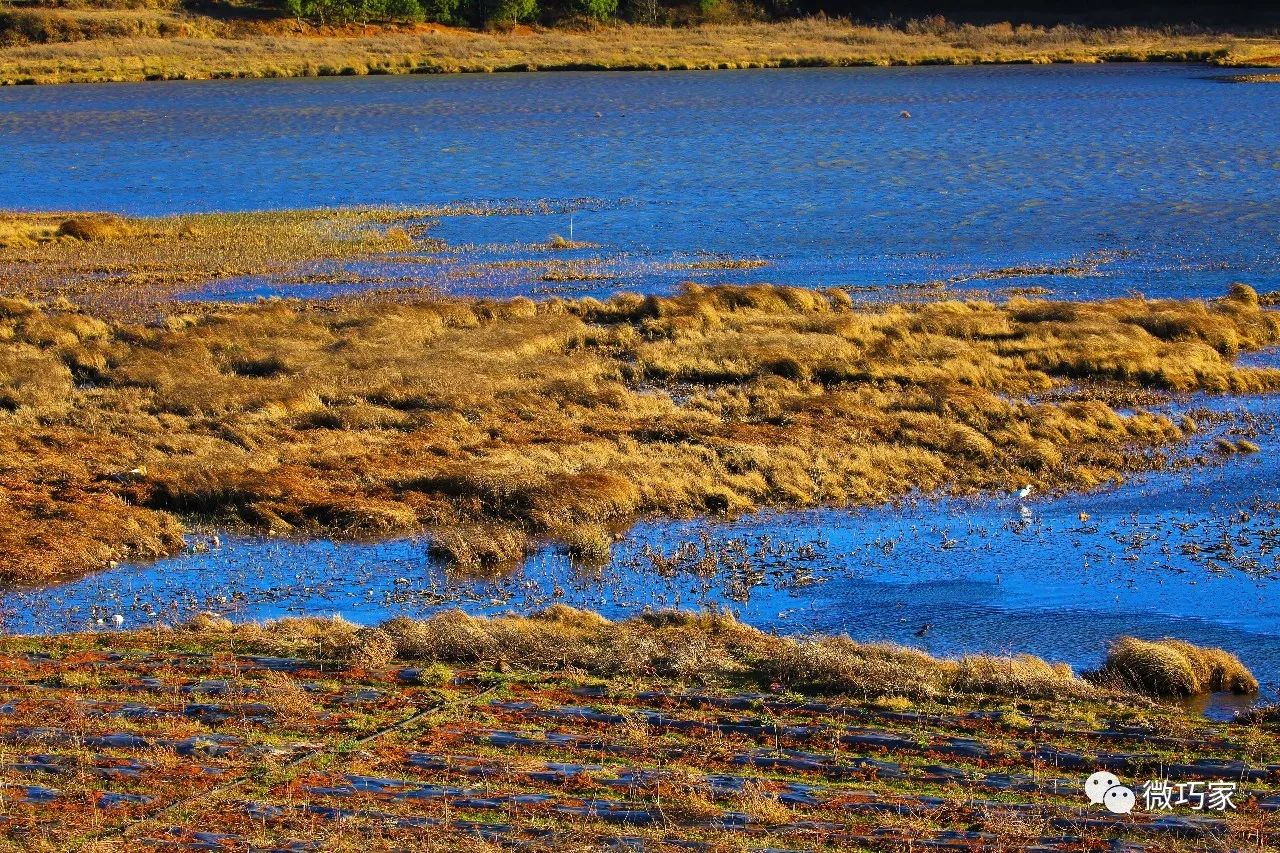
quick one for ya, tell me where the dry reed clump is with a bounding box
[730,781,795,825]
[761,636,955,699]
[184,611,234,632]
[349,626,399,667]
[654,775,725,821]
[0,216,64,249]
[543,234,593,250]
[1094,637,1259,697]
[56,215,132,242]
[233,615,363,659]
[952,654,1090,700]
[4,281,1280,583]
[763,638,1092,700]
[193,607,1114,702]
[257,669,321,726]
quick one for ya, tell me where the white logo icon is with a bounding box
[1085,771,1122,805]
[1104,785,1136,814]
[1084,771,1135,814]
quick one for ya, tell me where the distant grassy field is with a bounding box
[4,211,1280,586]
[1,9,1279,85]
[0,609,1274,851]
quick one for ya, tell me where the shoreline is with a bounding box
[0,51,1265,88]
[0,609,1273,849]
[2,19,1279,87]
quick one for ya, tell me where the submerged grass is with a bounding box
[0,209,423,311]
[3,242,1280,584]
[1,17,1278,85]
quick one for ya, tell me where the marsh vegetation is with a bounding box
[97,605,1265,700]
[0,208,426,311]
[4,211,1280,589]
[2,609,1275,851]
[1,9,1277,85]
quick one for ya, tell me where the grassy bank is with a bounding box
[1,15,1279,85]
[169,606,1264,700]
[0,610,1274,850]
[4,209,1280,584]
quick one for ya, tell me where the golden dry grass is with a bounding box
[3,268,1280,585]
[2,16,1278,85]
[176,606,1259,703]
[1097,636,1260,696]
[198,605,1106,700]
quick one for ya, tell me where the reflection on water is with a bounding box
[6,397,1280,703]
[2,65,1279,301]
[1179,690,1262,723]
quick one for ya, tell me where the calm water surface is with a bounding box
[3,67,1280,706]
[2,65,1278,299]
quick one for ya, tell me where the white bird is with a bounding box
[94,617,105,628]
[1016,485,1033,499]
[111,614,124,628]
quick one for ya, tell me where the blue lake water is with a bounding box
[2,64,1278,300]
[3,66,1280,704]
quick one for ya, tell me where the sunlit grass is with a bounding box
[0,208,423,310]
[3,237,1279,585]
[153,606,1263,701]
[1097,636,1260,696]
[1,17,1278,85]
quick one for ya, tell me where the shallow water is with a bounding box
[2,65,1279,300]
[6,395,1280,704]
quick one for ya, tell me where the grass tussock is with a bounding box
[1094,636,1260,697]
[55,214,133,242]
[3,272,1280,583]
[761,636,1091,700]
[0,17,1277,86]
[192,606,1105,701]
[543,234,594,250]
